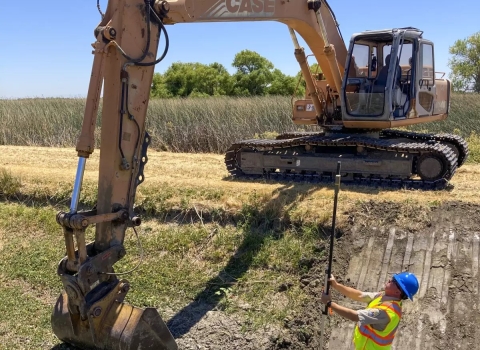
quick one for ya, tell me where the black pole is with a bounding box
[324,161,341,313]
[319,161,342,349]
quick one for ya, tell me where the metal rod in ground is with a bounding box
[318,161,342,349]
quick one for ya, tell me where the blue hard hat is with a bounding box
[393,272,419,300]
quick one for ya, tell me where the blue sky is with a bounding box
[0,0,478,99]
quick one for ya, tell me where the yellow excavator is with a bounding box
[50,0,468,349]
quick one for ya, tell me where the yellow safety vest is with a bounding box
[353,293,402,350]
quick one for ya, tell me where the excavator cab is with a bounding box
[341,27,449,125]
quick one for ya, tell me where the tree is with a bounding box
[152,62,233,98]
[448,31,480,93]
[266,69,302,96]
[151,72,172,98]
[231,50,275,96]
[149,50,322,98]
[194,62,234,96]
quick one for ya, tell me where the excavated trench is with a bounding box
[316,200,480,350]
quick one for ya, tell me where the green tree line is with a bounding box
[150,49,320,98]
[151,31,480,98]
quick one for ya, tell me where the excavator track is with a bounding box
[275,128,469,167]
[380,129,469,167]
[275,131,326,140]
[224,132,459,190]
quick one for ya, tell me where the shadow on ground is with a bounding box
[220,173,456,195]
[163,181,340,341]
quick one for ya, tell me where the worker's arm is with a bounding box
[329,302,359,322]
[328,275,374,302]
[320,293,388,325]
[320,292,359,322]
[330,300,389,326]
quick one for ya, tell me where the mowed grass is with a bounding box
[0,202,312,349]
[2,145,480,348]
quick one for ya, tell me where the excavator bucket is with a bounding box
[51,291,178,350]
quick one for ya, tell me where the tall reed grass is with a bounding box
[0,94,479,160]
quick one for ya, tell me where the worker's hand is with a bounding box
[320,292,332,305]
[329,274,338,288]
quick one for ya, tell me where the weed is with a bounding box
[0,167,22,198]
[215,286,234,310]
[466,131,480,163]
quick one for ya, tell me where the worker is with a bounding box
[371,53,377,72]
[320,272,419,349]
[373,53,402,93]
[348,55,361,77]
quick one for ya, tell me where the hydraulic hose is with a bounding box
[133,4,170,67]
[117,1,169,173]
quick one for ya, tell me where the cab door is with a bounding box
[415,40,436,116]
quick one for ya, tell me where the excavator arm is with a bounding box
[160,0,349,123]
[53,1,430,349]
[52,1,177,349]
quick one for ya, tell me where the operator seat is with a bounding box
[372,54,401,93]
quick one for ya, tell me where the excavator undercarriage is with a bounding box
[225,128,468,190]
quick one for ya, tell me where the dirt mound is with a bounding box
[164,302,279,350]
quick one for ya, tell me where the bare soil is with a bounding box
[157,199,480,350]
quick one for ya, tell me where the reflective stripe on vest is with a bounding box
[353,294,402,349]
[357,326,395,346]
[379,302,402,317]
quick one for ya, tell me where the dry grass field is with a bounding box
[1,144,480,349]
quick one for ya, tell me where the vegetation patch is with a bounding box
[1,94,479,162]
